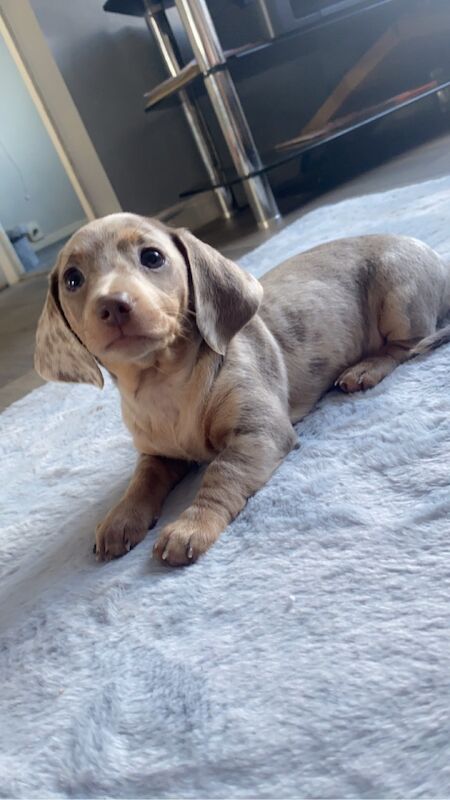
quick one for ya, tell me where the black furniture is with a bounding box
[104,0,450,224]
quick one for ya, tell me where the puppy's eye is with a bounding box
[64,267,85,292]
[140,248,165,269]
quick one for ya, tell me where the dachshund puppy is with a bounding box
[34,215,450,565]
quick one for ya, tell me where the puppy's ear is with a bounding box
[173,228,263,355]
[34,265,103,388]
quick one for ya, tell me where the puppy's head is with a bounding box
[34,213,263,386]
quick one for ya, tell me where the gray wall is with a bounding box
[0,33,85,239]
[30,0,207,217]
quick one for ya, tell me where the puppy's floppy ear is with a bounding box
[34,264,103,388]
[173,228,263,355]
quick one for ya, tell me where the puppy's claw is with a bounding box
[93,543,97,555]
[187,545,194,559]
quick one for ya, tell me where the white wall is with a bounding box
[0,32,85,243]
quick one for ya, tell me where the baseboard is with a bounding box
[33,219,87,252]
[157,191,226,231]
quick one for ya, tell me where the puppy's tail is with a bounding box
[409,324,450,359]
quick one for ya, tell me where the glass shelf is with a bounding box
[178,79,450,197]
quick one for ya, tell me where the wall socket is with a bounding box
[26,221,44,242]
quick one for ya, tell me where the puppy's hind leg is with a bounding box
[337,289,437,394]
[336,348,409,393]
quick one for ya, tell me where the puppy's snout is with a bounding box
[96,293,133,327]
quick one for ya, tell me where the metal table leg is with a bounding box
[174,0,280,229]
[144,2,233,220]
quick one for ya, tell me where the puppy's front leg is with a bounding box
[95,454,189,560]
[153,426,296,566]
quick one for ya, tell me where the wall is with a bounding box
[30,0,207,217]
[0,32,85,241]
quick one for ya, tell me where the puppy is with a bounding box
[34,214,450,565]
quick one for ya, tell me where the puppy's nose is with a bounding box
[96,293,133,327]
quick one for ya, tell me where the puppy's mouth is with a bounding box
[106,332,154,350]
[103,329,171,357]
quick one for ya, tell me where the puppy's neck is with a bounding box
[104,331,210,397]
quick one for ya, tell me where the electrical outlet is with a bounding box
[26,221,43,242]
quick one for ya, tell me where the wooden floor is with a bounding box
[1,131,450,413]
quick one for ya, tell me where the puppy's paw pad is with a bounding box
[153,521,215,567]
[95,510,150,562]
[336,373,364,393]
[336,364,377,393]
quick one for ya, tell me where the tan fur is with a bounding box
[34,215,450,565]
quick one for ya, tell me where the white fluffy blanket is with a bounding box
[2,179,450,799]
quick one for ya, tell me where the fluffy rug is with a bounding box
[2,178,450,799]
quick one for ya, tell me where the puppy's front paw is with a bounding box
[95,504,157,561]
[153,516,219,567]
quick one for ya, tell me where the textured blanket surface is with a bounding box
[1,178,450,798]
